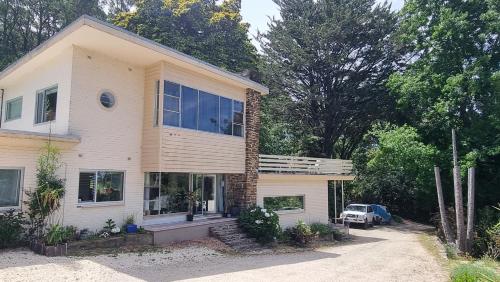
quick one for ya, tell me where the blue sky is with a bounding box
[241,0,405,47]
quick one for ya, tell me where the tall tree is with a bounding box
[388,0,500,215]
[112,0,257,73]
[259,0,401,159]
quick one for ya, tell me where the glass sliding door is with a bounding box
[144,172,221,218]
[143,172,189,216]
[192,174,217,215]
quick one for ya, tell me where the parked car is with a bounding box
[371,204,392,225]
[340,204,374,229]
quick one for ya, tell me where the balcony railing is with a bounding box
[258,154,353,175]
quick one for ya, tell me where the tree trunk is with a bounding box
[434,166,454,244]
[452,129,466,252]
[466,167,476,252]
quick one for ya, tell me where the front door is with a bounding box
[193,174,217,215]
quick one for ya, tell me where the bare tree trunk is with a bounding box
[452,129,466,252]
[466,167,476,252]
[434,166,454,243]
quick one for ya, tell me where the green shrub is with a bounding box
[310,223,332,237]
[285,220,317,246]
[239,207,281,243]
[45,224,76,246]
[392,215,403,223]
[451,263,499,282]
[0,209,26,248]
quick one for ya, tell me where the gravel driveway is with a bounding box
[0,222,447,282]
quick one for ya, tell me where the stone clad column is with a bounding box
[225,88,261,211]
[243,88,261,208]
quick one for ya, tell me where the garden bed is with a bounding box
[67,233,154,256]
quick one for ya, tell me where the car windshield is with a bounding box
[346,205,366,212]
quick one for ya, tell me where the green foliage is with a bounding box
[309,223,333,237]
[0,0,106,71]
[353,125,437,221]
[0,209,26,248]
[103,219,117,233]
[284,220,316,247]
[113,0,257,73]
[124,215,135,225]
[473,205,500,259]
[389,0,500,219]
[259,0,401,158]
[26,143,65,240]
[451,262,499,282]
[392,215,403,224]
[445,243,458,259]
[45,224,76,246]
[239,207,281,243]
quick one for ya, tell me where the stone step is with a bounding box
[217,233,249,241]
[210,225,239,232]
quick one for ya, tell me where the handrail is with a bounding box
[258,154,353,175]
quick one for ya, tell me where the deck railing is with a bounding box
[258,154,353,175]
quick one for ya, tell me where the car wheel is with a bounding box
[363,219,368,229]
[370,218,374,227]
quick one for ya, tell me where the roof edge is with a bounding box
[0,15,269,94]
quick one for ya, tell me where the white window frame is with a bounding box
[263,194,306,214]
[4,97,23,122]
[0,167,24,211]
[34,85,58,124]
[77,169,126,207]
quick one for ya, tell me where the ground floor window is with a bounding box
[78,171,124,204]
[0,169,22,208]
[263,195,305,212]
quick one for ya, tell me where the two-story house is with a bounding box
[0,16,353,242]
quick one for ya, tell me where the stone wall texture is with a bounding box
[226,88,261,210]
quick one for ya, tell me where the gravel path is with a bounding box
[0,222,447,282]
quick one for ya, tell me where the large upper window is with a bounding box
[162,80,244,137]
[263,195,305,212]
[35,86,57,124]
[78,171,124,204]
[5,97,22,121]
[0,169,22,208]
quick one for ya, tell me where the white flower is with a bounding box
[250,209,256,213]
[264,212,270,218]
[255,220,263,224]
[261,209,267,213]
[111,227,121,234]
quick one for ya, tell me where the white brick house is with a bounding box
[0,16,353,235]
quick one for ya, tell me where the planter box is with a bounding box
[30,241,68,257]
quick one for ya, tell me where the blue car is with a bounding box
[370,204,392,224]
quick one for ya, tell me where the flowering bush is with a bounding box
[239,207,281,243]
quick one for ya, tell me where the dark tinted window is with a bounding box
[181,86,198,129]
[219,97,232,135]
[198,91,219,133]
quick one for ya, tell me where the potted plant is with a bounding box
[125,215,137,233]
[186,191,197,221]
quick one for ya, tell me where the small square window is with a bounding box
[164,111,180,126]
[5,97,22,121]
